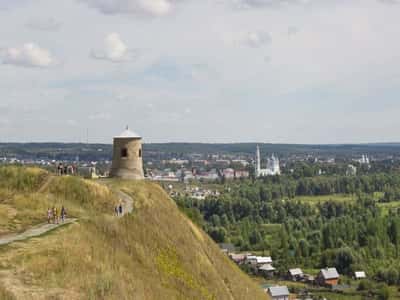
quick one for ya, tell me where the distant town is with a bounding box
[1,142,399,200]
[0,143,396,178]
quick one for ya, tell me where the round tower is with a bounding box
[110,126,144,180]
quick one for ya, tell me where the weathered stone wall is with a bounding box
[110,138,144,180]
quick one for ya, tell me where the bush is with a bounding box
[377,284,390,300]
[357,279,369,291]
[376,267,399,285]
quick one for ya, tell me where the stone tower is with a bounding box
[110,126,144,180]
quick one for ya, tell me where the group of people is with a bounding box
[47,206,67,224]
[56,163,77,176]
[114,204,123,216]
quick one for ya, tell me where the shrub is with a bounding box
[377,284,390,300]
[357,279,369,291]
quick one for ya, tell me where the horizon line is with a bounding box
[2,141,400,146]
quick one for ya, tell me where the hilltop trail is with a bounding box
[0,218,77,247]
[117,190,134,216]
[0,175,79,247]
[0,178,133,247]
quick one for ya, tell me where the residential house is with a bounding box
[246,256,273,267]
[222,168,235,179]
[317,268,340,286]
[267,286,290,300]
[288,268,304,281]
[258,264,275,277]
[234,170,250,179]
[229,253,247,264]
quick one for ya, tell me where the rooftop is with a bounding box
[320,267,339,279]
[114,126,141,139]
[289,268,303,276]
[259,264,275,271]
[268,286,289,297]
[355,271,366,278]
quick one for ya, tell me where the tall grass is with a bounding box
[0,169,267,299]
[0,284,15,300]
[48,176,118,214]
[0,166,48,193]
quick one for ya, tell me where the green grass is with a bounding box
[293,194,357,205]
[377,201,400,215]
[293,192,384,206]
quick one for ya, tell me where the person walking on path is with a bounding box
[47,208,52,224]
[118,203,123,216]
[61,206,66,223]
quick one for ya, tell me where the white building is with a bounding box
[246,255,273,266]
[357,154,370,165]
[256,145,281,177]
[346,164,357,176]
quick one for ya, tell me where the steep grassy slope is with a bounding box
[0,167,267,300]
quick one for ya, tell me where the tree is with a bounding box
[388,218,400,256]
[249,229,262,245]
[334,248,355,275]
[208,227,227,243]
[210,214,221,227]
[298,239,309,258]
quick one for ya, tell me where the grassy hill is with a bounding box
[0,166,267,300]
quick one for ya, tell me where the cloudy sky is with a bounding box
[0,0,400,144]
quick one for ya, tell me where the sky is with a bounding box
[0,0,400,144]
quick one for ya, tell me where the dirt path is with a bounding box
[117,190,134,216]
[0,218,77,247]
[37,175,54,193]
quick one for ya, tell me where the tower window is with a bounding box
[121,148,128,158]
[139,149,142,158]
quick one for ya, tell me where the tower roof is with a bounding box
[114,126,141,139]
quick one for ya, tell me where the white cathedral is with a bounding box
[255,145,281,177]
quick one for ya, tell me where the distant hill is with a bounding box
[0,167,267,299]
[2,142,400,161]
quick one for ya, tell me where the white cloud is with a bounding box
[233,31,272,48]
[378,0,400,4]
[0,0,29,10]
[91,33,135,62]
[89,112,112,120]
[0,43,56,68]
[25,18,61,31]
[81,0,173,17]
[66,119,79,126]
[231,0,312,9]
[287,26,299,36]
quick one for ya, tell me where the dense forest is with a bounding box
[174,171,400,287]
